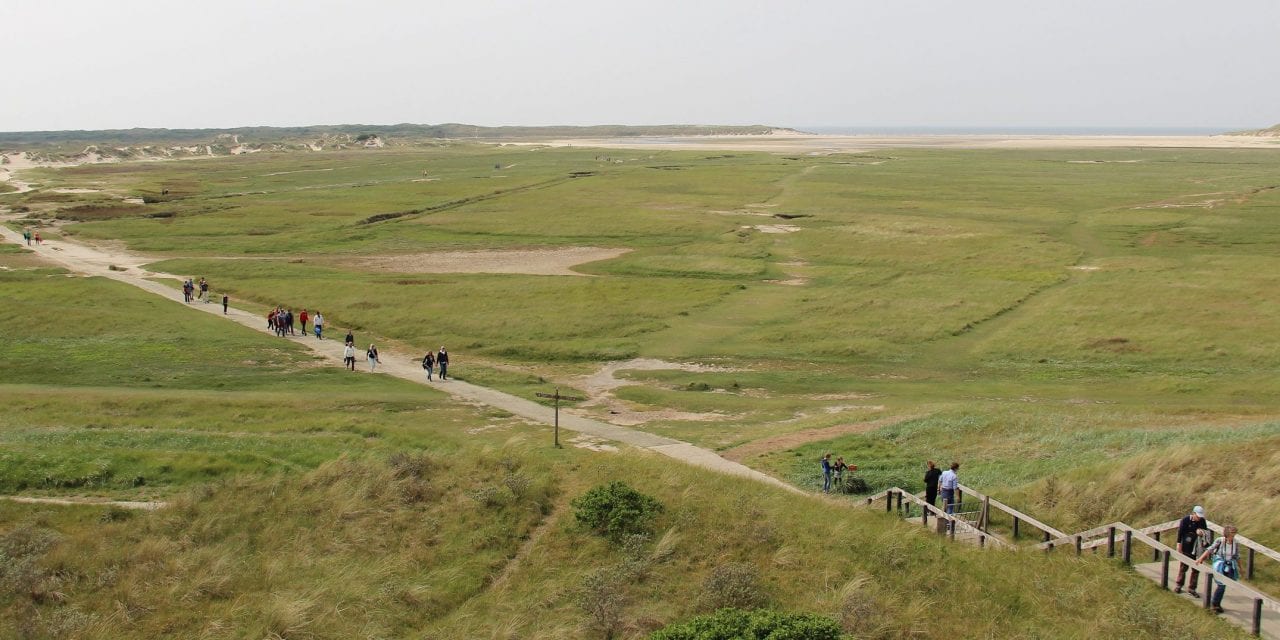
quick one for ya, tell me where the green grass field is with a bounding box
[3,141,1277,637]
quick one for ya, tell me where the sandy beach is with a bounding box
[536,132,1280,153]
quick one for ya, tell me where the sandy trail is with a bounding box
[1,495,165,510]
[576,358,745,425]
[352,246,630,276]
[0,221,797,494]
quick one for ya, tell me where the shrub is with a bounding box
[579,567,626,638]
[572,481,664,543]
[700,562,767,611]
[650,608,844,640]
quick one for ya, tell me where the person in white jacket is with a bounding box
[343,343,356,371]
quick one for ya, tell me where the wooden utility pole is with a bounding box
[535,387,584,448]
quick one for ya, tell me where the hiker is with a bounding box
[33,231,41,245]
[437,346,449,380]
[283,309,292,335]
[199,277,209,301]
[832,456,854,491]
[313,312,324,339]
[367,344,379,372]
[820,453,833,493]
[345,329,354,346]
[924,460,942,507]
[939,462,960,515]
[22,228,31,245]
[222,295,229,314]
[1175,505,1210,597]
[1197,524,1241,614]
[343,343,356,371]
[421,350,435,381]
[183,279,193,303]
[299,309,309,335]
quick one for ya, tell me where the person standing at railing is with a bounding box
[1197,524,1241,615]
[1174,505,1210,597]
[939,462,960,515]
[924,461,942,507]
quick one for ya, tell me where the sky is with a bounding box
[4,0,1279,132]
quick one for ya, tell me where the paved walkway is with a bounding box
[1134,562,1277,637]
[0,221,798,493]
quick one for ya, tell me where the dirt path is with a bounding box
[0,219,798,494]
[1,496,165,510]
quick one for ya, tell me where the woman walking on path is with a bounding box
[1197,524,1241,614]
[367,344,380,372]
[313,312,324,339]
[299,309,309,335]
[437,347,449,380]
[343,343,356,371]
[421,350,435,381]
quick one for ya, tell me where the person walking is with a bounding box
[33,231,42,245]
[299,309,309,335]
[820,453,833,493]
[313,312,324,339]
[222,294,229,314]
[199,277,209,302]
[284,309,294,335]
[421,350,435,381]
[22,228,31,246]
[1197,524,1241,614]
[1175,506,1210,596]
[437,346,449,380]
[345,329,354,346]
[343,343,356,371]
[924,460,942,507]
[939,462,960,515]
[367,344,379,372]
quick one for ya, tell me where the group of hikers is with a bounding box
[20,227,41,245]
[182,277,210,304]
[1174,505,1244,614]
[267,306,311,337]
[823,456,1247,615]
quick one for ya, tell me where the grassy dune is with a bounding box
[4,142,1279,636]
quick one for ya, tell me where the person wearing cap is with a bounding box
[1175,505,1210,596]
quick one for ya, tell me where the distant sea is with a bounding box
[796,126,1233,136]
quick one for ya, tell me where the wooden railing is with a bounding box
[955,482,1068,542]
[864,482,1280,637]
[1039,521,1278,636]
[864,487,1013,550]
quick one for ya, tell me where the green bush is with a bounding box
[572,481,664,543]
[650,608,844,640]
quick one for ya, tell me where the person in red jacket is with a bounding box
[299,309,309,335]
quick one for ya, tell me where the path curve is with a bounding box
[0,219,799,494]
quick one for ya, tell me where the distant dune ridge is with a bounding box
[1231,122,1280,136]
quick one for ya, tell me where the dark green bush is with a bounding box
[650,608,844,640]
[572,481,664,543]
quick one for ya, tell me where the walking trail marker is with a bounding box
[536,388,585,448]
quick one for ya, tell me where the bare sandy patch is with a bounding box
[570,434,619,452]
[1070,265,1101,271]
[49,187,103,193]
[353,247,631,276]
[575,358,746,425]
[745,224,801,234]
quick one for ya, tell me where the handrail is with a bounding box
[957,482,1068,540]
[865,487,1014,550]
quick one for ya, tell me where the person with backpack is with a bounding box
[421,350,435,381]
[367,344,380,372]
[820,453,833,493]
[1174,505,1210,596]
[437,346,449,380]
[1197,524,1241,614]
[345,329,355,346]
[343,343,356,371]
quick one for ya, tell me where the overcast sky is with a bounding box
[5,0,1278,132]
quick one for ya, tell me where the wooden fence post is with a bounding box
[1161,550,1170,590]
[1203,572,1213,609]
[981,496,990,532]
[922,508,929,527]
[1107,526,1116,558]
[885,492,892,512]
[1153,530,1161,562]
[1247,547,1255,581]
[1013,516,1020,539]
[1254,598,1263,636]
[1075,535,1082,557]
[1122,530,1132,565]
